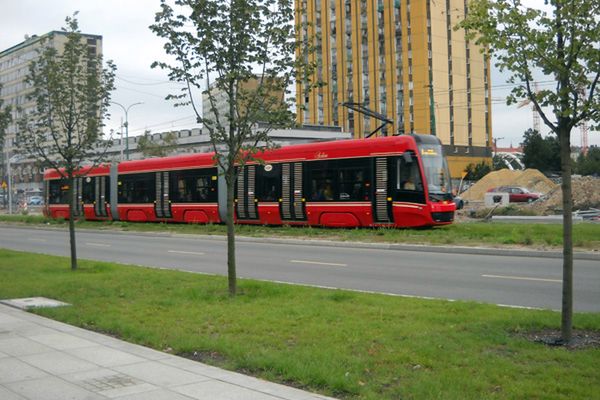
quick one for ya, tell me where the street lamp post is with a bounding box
[111,101,143,160]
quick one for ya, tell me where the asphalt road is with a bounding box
[0,225,598,312]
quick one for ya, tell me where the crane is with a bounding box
[517,82,541,133]
[577,87,590,155]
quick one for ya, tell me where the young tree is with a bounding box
[151,0,314,296]
[464,160,492,180]
[18,14,116,270]
[575,146,600,176]
[521,128,560,173]
[460,0,600,343]
[137,130,179,158]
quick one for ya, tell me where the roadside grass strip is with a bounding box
[1,214,599,251]
[0,249,598,399]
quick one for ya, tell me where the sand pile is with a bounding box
[536,176,600,212]
[461,169,557,201]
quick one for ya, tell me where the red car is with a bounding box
[487,186,540,203]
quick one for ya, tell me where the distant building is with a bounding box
[0,31,103,194]
[202,76,286,133]
[105,125,351,162]
[295,0,493,177]
[3,124,350,195]
[494,145,523,154]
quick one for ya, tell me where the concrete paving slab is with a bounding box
[0,337,55,357]
[5,376,104,400]
[174,379,283,400]
[29,332,98,350]
[0,313,22,324]
[104,341,173,361]
[65,345,147,367]
[99,382,160,399]
[113,361,211,388]
[59,368,157,398]
[35,332,97,350]
[19,350,99,375]
[0,297,70,310]
[0,357,49,384]
[113,388,199,400]
[8,323,59,338]
[159,355,232,378]
[0,386,27,400]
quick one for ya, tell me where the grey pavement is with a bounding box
[0,303,335,400]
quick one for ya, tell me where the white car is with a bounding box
[28,195,44,205]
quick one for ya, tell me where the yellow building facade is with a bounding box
[296,0,493,177]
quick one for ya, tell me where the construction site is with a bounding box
[459,169,600,220]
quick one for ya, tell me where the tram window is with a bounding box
[81,177,110,204]
[82,177,94,203]
[256,164,281,201]
[395,153,423,191]
[48,179,69,204]
[118,173,155,203]
[336,159,371,201]
[390,154,426,204]
[169,168,218,203]
[306,158,371,202]
[307,160,336,201]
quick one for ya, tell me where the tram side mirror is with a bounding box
[402,152,413,164]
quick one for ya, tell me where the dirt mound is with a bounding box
[461,169,557,201]
[536,176,600,212]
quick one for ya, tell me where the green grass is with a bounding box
[0,249,598,399]
[1,213,599,250]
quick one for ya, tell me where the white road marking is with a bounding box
[290,259,347,267]
[85,242,111,247]
[482,274,561,283]
[168,250,206,256]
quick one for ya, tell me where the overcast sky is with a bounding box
[1,0,596,147]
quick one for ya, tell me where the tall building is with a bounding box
[0,31,102,195]
[202,76,286,133]
[296,0,493,177]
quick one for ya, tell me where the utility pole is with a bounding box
[111,101,143,160]
[492,137,504,153]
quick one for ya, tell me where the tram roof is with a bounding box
[45,134,436,178]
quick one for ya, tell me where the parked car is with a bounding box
[28,195,44,205]
[486,186,540,203]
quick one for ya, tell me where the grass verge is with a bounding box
[1,214,599,250]
[0,249,598,399]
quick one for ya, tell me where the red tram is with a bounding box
[44,134,455,228]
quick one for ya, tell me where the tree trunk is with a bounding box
[559,127,573,343]
[226,170,237,296]
[68,175,78,271]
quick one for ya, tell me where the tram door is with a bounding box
[83,176,109,218]
[281,162,306,221]
[373,157,393,223]
[235,166,258,220]
[72,177,83,217]
[155,171,172,218]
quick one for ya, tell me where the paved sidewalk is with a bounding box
[0,304,335,400]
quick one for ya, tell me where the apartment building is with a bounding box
[0,31,102,193]
[296,0,493,176]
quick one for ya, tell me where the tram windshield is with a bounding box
[418,143,452,198]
